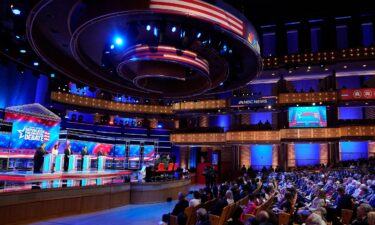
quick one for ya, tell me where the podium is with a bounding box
[68,155,78,171]
[82,155,91,171]
[54,154,64,172]
[42,154,52,173]
[97,156,106,171]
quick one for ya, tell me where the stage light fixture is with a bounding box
[153,27,158,36]
[33,61,39,66]
[115,37,123,46]
[10,5,21,15]
[196,32,201,38]
[20,49,26,53]
[50,73,55,78]
[110,44,115,49]
[171,26,176,32]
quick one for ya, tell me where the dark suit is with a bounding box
[33,146,47,173]
[171,199,189,216]
[81,149,89,170]
[210,198,228,216]
[64,148,72,171]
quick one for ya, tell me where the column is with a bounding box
[272,144,279,169]
[199,116,208,127]
[287,143,295,168]
[240,145,250,167]
[320,143,328,165]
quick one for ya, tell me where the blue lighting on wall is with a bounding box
[340,142,368,160]
[114,37,124,46]
[295,143,320,166]
[339,107,363,120]
[337,77,361,89]
[250,145,272,170]
[209,115,230,132]
[69,83,96,97]
[250,112,272,124]
[291,80,319,92]
[0,64,39,109]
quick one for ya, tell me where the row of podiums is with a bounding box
[42,154,107,173]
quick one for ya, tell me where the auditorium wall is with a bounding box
[339,141,368,160]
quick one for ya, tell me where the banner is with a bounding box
[230,97,276,107]
[5,112,60,151]
[340,88,375,100]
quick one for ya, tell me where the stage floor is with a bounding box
[0,170,133,193]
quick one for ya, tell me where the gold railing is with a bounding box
[51,92,173,114]
[278,92,337,104]
[170,126,375,144]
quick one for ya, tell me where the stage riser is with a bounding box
[0,179,190,225]
[0,184,131,225]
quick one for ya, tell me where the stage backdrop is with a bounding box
[250,144,272,170]
[294,143,320,166]
[339,141,368,160]
[5,103,61,151]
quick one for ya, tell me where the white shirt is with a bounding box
[189,198,201,207]
[52,148,58,156]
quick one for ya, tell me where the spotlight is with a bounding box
[153,27,158,36]
[15,35,20,39]
[10,5,21,15]
[146,25,151,31]
[115,37,123,45]
[20,49,26,54]
[110,44,115,49]
[196,32,201,38]
[171,26,176,32]
[33,62,39,66]
[220,82,224,86]
[50,73,55,78]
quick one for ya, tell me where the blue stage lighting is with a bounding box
[146,25,151,31]
[50,73,55,78]
[11,8,21,15]
[110,44,115,49]
[157,124,162,128]
[153,27,158,36]
[196,32,201,38]
[171,26,176,32]
[33,62,39,66]
[20,49,26,53]
[115,37,123,45]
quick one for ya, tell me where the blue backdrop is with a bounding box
[338,107,363,120]
[294,143,320,166]
[250,112,272,124]
[340,141,368,160]
[250,145,272,170]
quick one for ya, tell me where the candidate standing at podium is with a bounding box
[64,145,72,172]
[33,143,47,173]
[81,146,89,170]
[51,144,59,173]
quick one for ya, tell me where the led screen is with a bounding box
[5,112,60,151]
[143,145,155,161]
[0,132,11,148]
[58,140,113,155]
[114,145,126,157]
[288,106,327,128]
[129,145,140,161]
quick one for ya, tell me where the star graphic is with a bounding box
[18,127,26,139]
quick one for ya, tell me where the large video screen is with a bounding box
[143,145,155,161]
[114,145,126,157]
[129,145,140,161]
[0,132,11,148]
[58,140,113,156]
[288,106,327,128]
[5,112,60,151]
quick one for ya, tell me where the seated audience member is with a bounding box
[241,194,257,222]
[227,207,244,225]
[196,208,210,225]
[309,190,326,211]
[305,213,326,225]
[351,203,373,225]
[210,191,228,216]
[367,212,375,225]
[162,192,189,223]
[226,190,235,205]
[245,210,272,225]
[189,191,201,207]
[274,192,293,214]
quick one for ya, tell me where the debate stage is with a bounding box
[0,170,132,182]
[0,169,191,225]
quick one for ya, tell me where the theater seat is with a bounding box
[167,163,174,171]
[157,163,165,172]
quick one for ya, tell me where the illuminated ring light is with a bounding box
[117,45,211,97]
[26,0,262,99]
